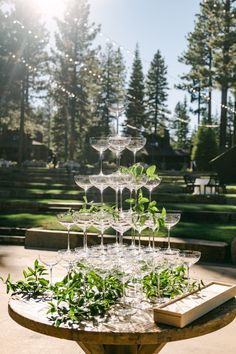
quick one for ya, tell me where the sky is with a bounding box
[32,0,220,131]
[88,0,202,130]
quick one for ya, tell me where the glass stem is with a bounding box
[129,189,132,211]
[83,229,87,252]
[120,188,123,211]
[116,152,121,171]
[157,273,160,302]
[49,266,53,286]
[149,189,152,202]
[167,227,171,250]
[152,229,155,249]
[67,228,70,251]
[187,265,190,288]
[119,232,123,245]
[101,231,104,247]
[148,233,151,248]
[133,151,136,164]
[115,188,119,211]
[102,277,106,299]
[100,189,103,205]
[99,151,103,175]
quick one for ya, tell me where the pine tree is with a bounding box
[191,126,218,171]
[94,44,126,135]
[145,49,169,135]
[125,44,145,136]
[180,0,236,150]
[178,1,216,126]
[173,97,190,150]
[51,0,100,161]
[209,0,236,150]
[0,0,49,164]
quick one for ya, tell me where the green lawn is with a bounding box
[158,202,236,212]
[0,213,235,244]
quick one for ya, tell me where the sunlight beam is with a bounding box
[33,0,65,18]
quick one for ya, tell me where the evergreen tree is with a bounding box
[125,44,145,136]
[0,0,49,164]
[180,0,236,150]
[51,0,100,161]
[192,126,218,171]
[145,50,169,135]
[209,0,236,150]
[173,97,190,150]
[178,0,216,126]
[94,44,125,135]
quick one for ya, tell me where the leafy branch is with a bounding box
[3,259,49,298]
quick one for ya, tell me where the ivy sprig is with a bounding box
[142,265,204,300]
[3,259,49,298]
[2,260,123,327]
[47,266,123,327]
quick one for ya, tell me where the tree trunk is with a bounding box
[208,49,212,124]
[69,96,76,160]
[233,94,236,146]
[63,105,69,161]
[18,79,26,166]
[219,86,228,150]
[197,86,201,127]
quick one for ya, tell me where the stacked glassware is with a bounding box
[40,134,201,316]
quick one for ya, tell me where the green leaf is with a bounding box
[146,165,156,176]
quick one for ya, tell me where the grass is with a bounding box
[0,168,236,246]
[0,213,235,245]
[158,202,236,212]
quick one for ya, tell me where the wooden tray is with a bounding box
[153,281,236,328]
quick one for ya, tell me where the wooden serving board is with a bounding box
[153,281,236,328]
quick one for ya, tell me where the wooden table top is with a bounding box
[8,295,236,346]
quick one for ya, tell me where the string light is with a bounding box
[6,51,38,72]
[188,86,235,114]
[3,11,235,117]
[65,18,235,117]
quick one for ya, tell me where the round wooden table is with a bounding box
[8,296,236,354]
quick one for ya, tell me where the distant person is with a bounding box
[52,153,57,168]
[192,160,197,171]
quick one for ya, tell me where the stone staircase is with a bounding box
[0,167,235,263]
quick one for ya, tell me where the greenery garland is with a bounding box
[2,259,203,328]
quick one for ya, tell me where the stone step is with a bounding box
[0,234,25,245]
[25,228,230,263]
[0,227,27,236]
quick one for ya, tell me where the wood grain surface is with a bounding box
[8,295,236,346]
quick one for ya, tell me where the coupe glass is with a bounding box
[111,210,132,246]
[58,249,77,281]
[146,213,160,249]
[108,135,131,170]
[132,212,148,251]
[57,211,74,251]
[74,175,92,200]
[145,177,162,201]
[90,137,109,175]
[93,210,112,249]
[179,250,201,288]
[133,175,148,193]
[151,249,168,304]
[73,211,93,253]
[164,212,181,252]
[38,253,61,286]
[89,174,109,204]
[120,174,134,211]
[126,136,146,163]
[107,173,121,210]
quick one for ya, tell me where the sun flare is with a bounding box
[34,0,65,18]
